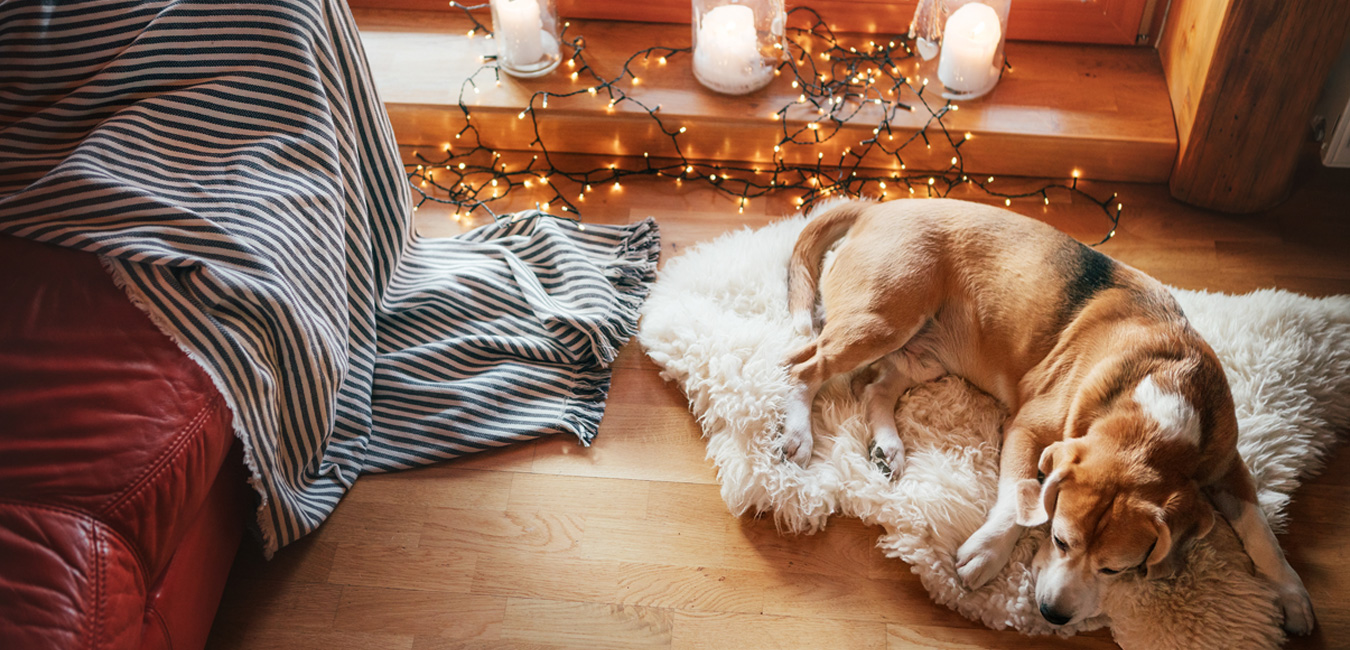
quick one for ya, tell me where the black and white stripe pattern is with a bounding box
[0,0,659,554]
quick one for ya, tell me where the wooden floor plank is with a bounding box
[507,472,653,520]
[500,598,674,649]
[333,587,507,639]
[419,508,588,557]
[887,624,1119,650]
[672,610,889,650]
[326,543,477,594]
[472,556,766,615]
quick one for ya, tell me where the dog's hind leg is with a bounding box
[782,314,923,467]
[863,349,944,478]
[1209,460,1315,635]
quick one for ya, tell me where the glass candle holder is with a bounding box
[935,0,1010,100]
[490,0,562,78]
[691,0,785,95]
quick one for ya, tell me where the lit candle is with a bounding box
[693,4,770,94]
[493,0,546,65]
[937,3,1002,95]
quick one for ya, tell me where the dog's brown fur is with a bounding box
[781,199,1314,632]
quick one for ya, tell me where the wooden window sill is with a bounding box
[356,8,1176,183]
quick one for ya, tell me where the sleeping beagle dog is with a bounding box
[781,199,1315,633]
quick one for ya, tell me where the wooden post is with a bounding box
[1161,0,1350,213]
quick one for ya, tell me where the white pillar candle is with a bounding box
[937,2,1002,94]
[693,4,768,94]
[493,0,545,65]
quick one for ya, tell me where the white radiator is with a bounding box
[1315,39,1350,168]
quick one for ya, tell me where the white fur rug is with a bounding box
[637,211,1350,650]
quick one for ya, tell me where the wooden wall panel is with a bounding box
[1160,0,1350,212]
[1156,0,1232,156]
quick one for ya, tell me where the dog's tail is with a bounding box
[788,200,869,336]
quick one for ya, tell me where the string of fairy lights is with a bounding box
[408,2,1122,244]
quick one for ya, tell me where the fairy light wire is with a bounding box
[414,3,1121,245]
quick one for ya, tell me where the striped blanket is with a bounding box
[0,0,659,554]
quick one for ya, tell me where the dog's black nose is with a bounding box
[1040,603,1072,626]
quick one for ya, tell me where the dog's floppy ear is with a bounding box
[1144,485,1216,580]
[1016,442,1068,527]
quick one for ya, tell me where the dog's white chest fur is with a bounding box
[1134,375,1202,447]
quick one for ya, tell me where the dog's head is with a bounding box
[1015,412,1216,627]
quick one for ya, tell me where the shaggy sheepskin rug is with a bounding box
[637,208,1350,650]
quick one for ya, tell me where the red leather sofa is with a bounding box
[0,235,251,650]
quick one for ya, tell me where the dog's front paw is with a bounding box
[1276,583,1316,635]
[869,436,905,480]
[956,531,1012,590]
[780,424,814,467]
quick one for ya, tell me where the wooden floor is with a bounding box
[207,162,1350,650]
